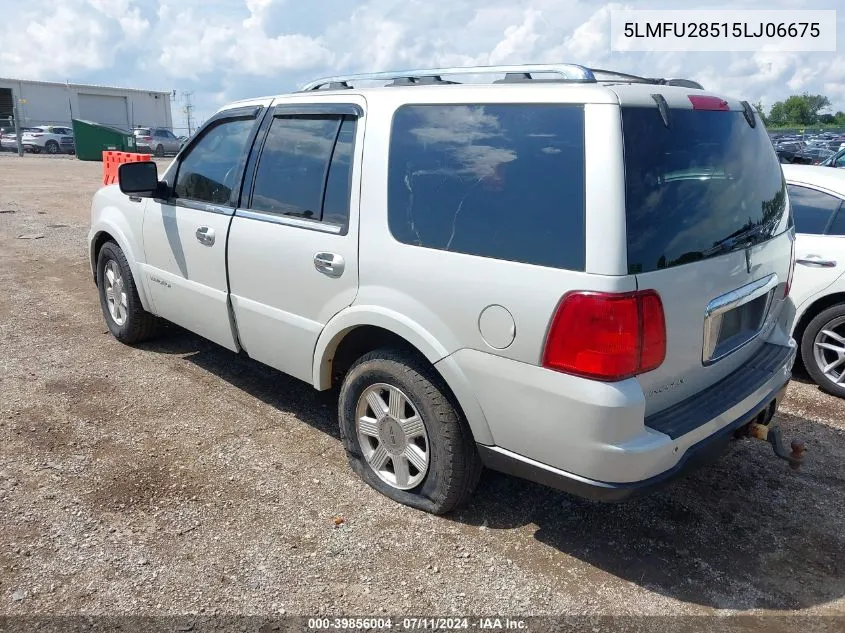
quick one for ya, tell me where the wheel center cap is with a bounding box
[379,417,406,454]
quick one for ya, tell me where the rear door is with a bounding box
[226,98,364,383]
[620,100,793,415]
[786,183,845,312]
[141,106,265,350]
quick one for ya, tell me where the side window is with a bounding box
[787,185,842,235]
[835,152,845,168]
[250,114,355,227]
[173,117,255,205]
[387,104,586,270]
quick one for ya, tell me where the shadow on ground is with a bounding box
[139,325,845,611]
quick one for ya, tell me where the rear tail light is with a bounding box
[688,95,730,111]
[140,136,152,141]
[30,133,43,137]
[543,291,666,381]
[784,236,796,298]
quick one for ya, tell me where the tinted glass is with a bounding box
[835,152,845,168]
[322,117,355,228]
[174,117,254,205]
[828,207,845,236]
[623,108,788,274]
[251,116,341,220]
[787,185,842,235]
[388,104,585,270]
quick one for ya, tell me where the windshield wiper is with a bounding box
[702,225,765,257]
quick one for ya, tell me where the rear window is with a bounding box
[623,107,787,274]
[388,104,586,271]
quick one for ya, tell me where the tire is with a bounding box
[154,144,165,157]
[338,348,482,514]
[801,303,845,398]
[45,140,59,154]
[28,145,40,154]
[96,241,157,344]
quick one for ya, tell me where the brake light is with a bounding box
[688,95,730,111]
[543,291,666,381]
[784,236,796,298]
[29,133,43,137]
[141,136,152,141]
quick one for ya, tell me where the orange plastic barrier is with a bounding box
[102,151,152,186]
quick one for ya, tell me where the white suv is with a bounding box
[88,64,797,513]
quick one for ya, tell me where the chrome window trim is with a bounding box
[235,208,343,234]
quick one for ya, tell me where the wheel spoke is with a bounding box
[837,370,845,384]
[822,329,845,346]
[400,415,425,439]
[404,445,427,473]
[105,267,115,285]
[105,287,114,302]
[358,416,379,437]
[822,357,845,374]
[365,390,388,420]
[392,454,411,487]
[369,443,390,470]
[816,341,845,355]
[388,387,404,419]
[120,292,128,308]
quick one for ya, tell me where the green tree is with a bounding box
[766,93,832,126]
[835,111,845,125]
[753,101,768,126]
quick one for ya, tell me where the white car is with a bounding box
[782,164,845,397]
[88,64,798,513]
[0,127,40,151]
[21,125,75,154]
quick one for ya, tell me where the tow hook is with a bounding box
[747,422,806,470]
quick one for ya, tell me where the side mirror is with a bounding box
[118,161,160,198]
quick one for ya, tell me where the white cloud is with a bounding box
[0,0,843,121]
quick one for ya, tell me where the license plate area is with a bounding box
[703,274,778,365]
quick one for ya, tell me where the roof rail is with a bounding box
[590,68,704,90]
[300,64,597,91]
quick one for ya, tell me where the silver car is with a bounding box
[133,127,181,156]
[89,64,798,513]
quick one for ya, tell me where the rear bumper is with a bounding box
[478,380,790,501]
[453,340,796,496]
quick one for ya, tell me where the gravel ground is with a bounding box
[0,154,844,625]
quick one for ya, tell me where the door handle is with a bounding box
[195,226,215,246]
[796,256,836,268]
[314,252,345,277]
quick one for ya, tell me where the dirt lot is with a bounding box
[1,154,844,624]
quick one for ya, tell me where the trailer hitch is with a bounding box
[747,422,806,470]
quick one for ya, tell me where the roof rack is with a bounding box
[591,68,704,89]
[300,64,597,91]
[300,64,704,91]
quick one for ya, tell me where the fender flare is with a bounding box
[89,217,153,312]
[313,306,494,445]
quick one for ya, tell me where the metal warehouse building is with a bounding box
[0,77,173,132]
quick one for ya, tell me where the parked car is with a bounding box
[133,127,181,156]
[820,147,845,168]
[798,147,835,165]
[21,125,75,154]
[781,165,845,397]
[88,64,797,513]
[0,127,40,152]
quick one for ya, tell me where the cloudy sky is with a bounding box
[1,0,843,128]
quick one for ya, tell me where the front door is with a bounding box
[141,110,264,351]
[226,100,364,383]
